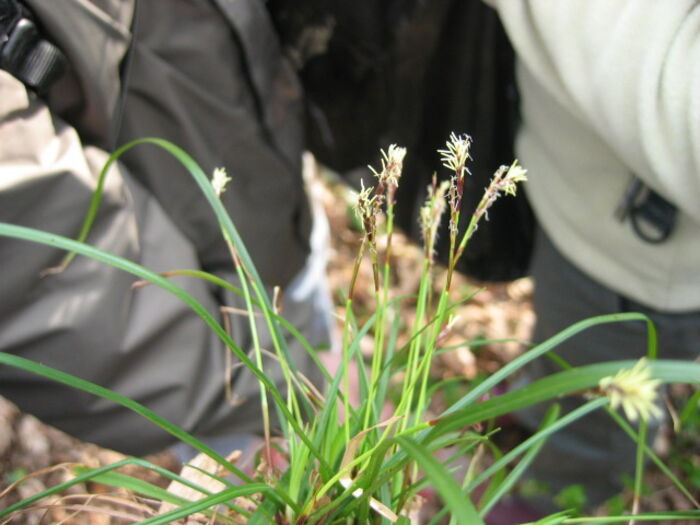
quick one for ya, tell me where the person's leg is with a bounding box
[516,228,700,512]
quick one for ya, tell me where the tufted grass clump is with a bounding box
[0,136,699,524]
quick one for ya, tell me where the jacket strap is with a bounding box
[0,0,66,94]
[616,176,678,244]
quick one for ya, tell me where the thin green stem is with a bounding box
[341,296,355,445]
[631,420,648,523]
[364,202,395,431]
[606,409,700,508]
[394,258,432,435]
[562,513,700,523]
[414,289,450,426]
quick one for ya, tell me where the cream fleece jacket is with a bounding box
[486,0,700,311]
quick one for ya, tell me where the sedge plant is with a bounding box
[0,136,699,524]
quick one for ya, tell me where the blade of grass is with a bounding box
[561,511,700,523]
[394,435,484,525]
[0,458,226,519]
[679,387,700,426]
[467,401,605,492]
[630,420,648,523]
[0,353,248,483]
[425,360,700,444]
[440,313,658,419]
[479,404,561,517]
[138,483,278,525]
[363,360,700,499]
[0,222,327,471]
[605,408,700,508]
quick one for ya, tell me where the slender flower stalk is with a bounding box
[416,151,528,441]
[212,166,304,471]
[211,166,278,467]
[448,160,527,289]
[420,176,450,265]
[344,179,383,443]
[395,176,449,432]
[364,145,407,431]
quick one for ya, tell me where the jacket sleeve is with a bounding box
[488,0,700,220]
[0,0,323,454]
[0,70,242,455]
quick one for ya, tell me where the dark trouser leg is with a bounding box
[517,228,700,512]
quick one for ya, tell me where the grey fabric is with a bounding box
[117,0,311,287]
[25,0,135,149]
[516,228,700,511]
[0,0,326,456]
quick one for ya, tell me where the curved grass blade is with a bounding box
[440,313,658,418]
[0,352,248,484]
[395,435,483,525]
[426,360,700,443]
[561,511,700,523]
[0,222,327,469]
[478,404,561,517]
[72,468,190,507]
[138,483,277,525]
[0,458,221,519]
[606,408,700,508]
[360,360,700,498]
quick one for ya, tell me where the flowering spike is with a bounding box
[369,144,406,207]
[354,180,378,250]
[437,133,472,177]
[419,178,450,262]
[501,162,528,197]
[599,358,663,422]
[211,167,231,197]
[473,161,528,225]
[381,144,407,187]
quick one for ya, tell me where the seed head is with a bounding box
[354,180,379,249]
[355,180,376,220]
[501,162,528,197]
[211,167,231,197]
[381,144,407,187]
[419,178,450,261]
[369,144,406,206]
[473,161,528,224]
[438,133,471,177]
[599,358,662,422]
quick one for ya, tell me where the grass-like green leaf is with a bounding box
[0,222,326,470]
[138,483,274,525]
[478,404,561,516]
[395,435,483,525]
[71,467,188,506]
[561,511,700,523]
[0,352,245,482]
[440,313,658,419]
[1,458,206,519]
[426,360,700,443]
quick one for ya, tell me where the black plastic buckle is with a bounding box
[616,176,677,244]
[0,0,66,94]
[0,0,22,41]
